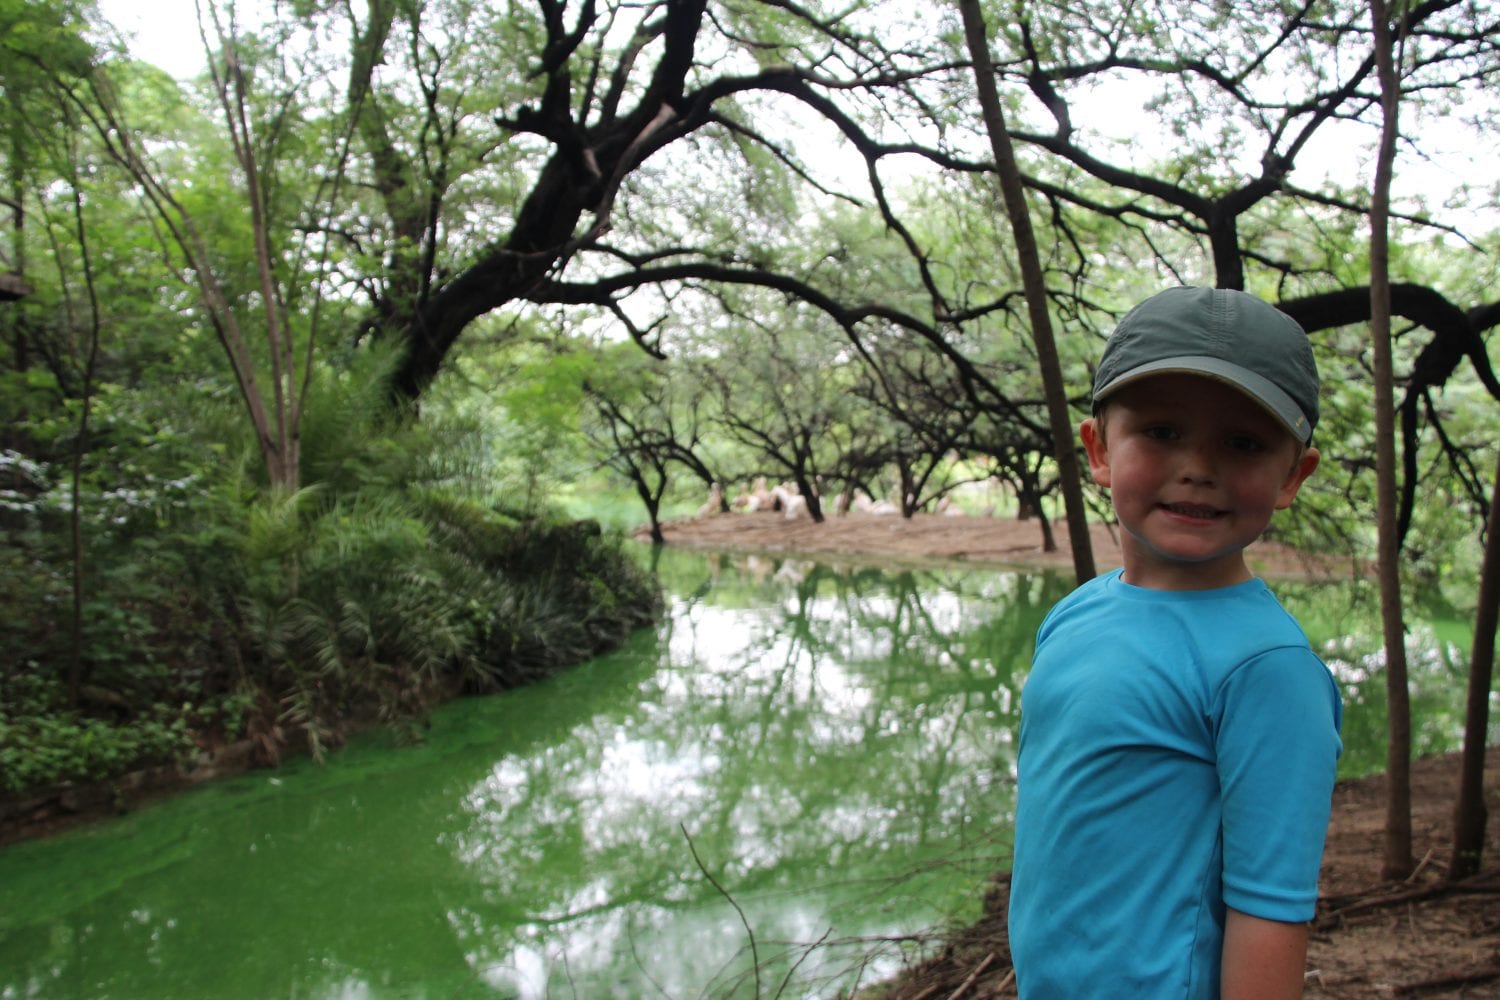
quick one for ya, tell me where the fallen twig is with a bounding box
[1317,869,1500,928]
[946,951,995,1000]
[1393,961,1500,995]
[1404,846,1438,884]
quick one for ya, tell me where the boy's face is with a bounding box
[1080,373,1320,590]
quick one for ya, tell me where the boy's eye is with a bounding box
[1142,425,1177,441]
[1227,434,1265,453]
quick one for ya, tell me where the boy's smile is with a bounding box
[1081,373,1320,590]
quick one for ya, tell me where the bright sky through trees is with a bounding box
[98,0,207,78]
[94,0,1493,235]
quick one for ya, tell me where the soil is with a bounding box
[647,510,1500,999]
[646,508,1355,580]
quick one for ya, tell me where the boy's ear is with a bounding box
[1275,446,1320,509]
[1080,418,1111,488]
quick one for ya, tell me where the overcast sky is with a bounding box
[98,0,216,79]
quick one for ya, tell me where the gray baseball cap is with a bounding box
[1092,286,1320,443]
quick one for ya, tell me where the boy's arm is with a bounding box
[1221,907,1308,999]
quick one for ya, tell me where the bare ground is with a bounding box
[646,509,1357,580]
[646,510,1500,999]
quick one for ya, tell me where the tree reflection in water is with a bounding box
[447,548,1063,998]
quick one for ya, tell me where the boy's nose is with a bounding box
[1178,444,1217,485]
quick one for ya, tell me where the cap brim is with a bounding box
[1093,356,1313,443]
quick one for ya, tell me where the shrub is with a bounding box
[0,675,195,795]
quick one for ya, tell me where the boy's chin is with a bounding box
[1120,534,1253,588]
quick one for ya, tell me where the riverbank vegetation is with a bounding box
[1,343,661,804]
[1,0,1498,986]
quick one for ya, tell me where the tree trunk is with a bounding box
[1450,448,1500,878]
[1207,204,1247,291]
[1035,503,1057,555]
[958,0,1094,585]
[66,170,102,710]
[1369,0,1413,881]
[634,475,665,545]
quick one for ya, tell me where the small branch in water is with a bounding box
[773,927,832,998]
[682,822,761,998]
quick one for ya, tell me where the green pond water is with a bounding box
[0,546,1480,999]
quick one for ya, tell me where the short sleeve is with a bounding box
[1213,647,1343,922]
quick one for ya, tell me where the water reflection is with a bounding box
[0,549,1475,999]
[443,550,1050,997]
[1276,579,1483,777]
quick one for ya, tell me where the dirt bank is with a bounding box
[646,509,1359,580]
[862,747,1500,1000]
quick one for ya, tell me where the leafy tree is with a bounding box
[701,306,865,522]
[0,2,670,792]
[70,0,1494,566]
[854,358,969,518]
[990,0,1496,287]
[581,347,697,544]
[27,6,356,493]
[478,335,597,514]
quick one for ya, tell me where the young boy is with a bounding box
[1007,287,1343,999]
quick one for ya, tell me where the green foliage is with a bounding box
[418,493,663,689]
[0,675,195,795]
[166,351,667,761]
[428,330,601,515]
[220,490,662,761]
[0,0,94,78]
[233,490,468,756]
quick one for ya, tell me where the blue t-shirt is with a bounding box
[1008,569,1342,999]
